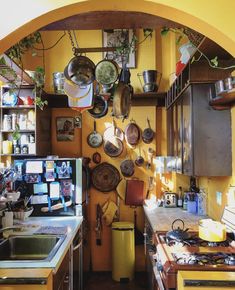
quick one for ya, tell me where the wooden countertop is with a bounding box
[143,201,208,232]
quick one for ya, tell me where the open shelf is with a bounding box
[209,88,235,106]
[45,91,166,108]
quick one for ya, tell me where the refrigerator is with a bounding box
[13,157,88,217]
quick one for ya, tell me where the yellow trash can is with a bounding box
[112,221,135,282]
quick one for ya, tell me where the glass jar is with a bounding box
[21,144,28,154]
[18,114,27,130]
[11,113,17,130]
[3,114,12,131]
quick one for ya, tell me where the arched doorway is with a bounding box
[0,0,235,56]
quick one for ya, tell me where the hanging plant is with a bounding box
[160,26,235,70]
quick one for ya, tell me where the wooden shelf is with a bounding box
[209,88,235,106]
[1,129,35,133]
[45,91,166,108]
[1,105,35,109]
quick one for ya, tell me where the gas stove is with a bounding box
[154,231,235,290]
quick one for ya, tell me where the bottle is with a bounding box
[177,186,183,207]
[197,188,207,215]
[183,192,188,210]
[3,114,12,131]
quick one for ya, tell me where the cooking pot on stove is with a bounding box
[166,219,191,241]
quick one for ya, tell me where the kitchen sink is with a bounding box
[0,235,65,261]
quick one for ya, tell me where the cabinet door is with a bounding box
[182,87,193,176]
[53,250,70,290]
[176,99,183,173]
[192,84,232,176]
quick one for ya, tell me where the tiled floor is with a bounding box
[84,271,147,290]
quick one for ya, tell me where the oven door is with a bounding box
[178,271,235,290]
[147,250,165,290]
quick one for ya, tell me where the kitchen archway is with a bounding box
[0,0,235,56]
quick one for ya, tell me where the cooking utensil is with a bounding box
[142,118,154,144]
[95,59,119,92]
[95,203,103,245]
[66,55,95,86]
[125,178,144,206]
[87,95,108,119]
[120,159,135,177]
[199,219,227,242]
[92,152,101,164]
[103,138,124,157]
[103,120,124,157]
[103,120,124,141]
[124,120,141,146]
[137,70,162,92]
[87,121,103,148]
[112,82,132,120]
[91,162,121,192]
[135,147,144,167]
[166,219,191,241]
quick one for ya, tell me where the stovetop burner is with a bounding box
[173,252,235,266]
[164,235,230,247]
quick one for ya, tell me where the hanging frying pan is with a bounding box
[142,118,154,144]
[112,82,132,120]
[103,138,123,158]
[120,159,135,177]
[87,121,103,148]
[124,120,141,146]
[91,162,121,192]
[87,95,108,119]
[92,152,101,164]
[95,59,119,93]
[103,119,124,157]
[135,147,145,167]
[103,119,124,142]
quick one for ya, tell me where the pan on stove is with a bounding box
[87,120,103,148]
[91,162,121,192]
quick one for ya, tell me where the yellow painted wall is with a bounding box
[31,29,157,271]
[82,107,156,271]
[1,0,235,269]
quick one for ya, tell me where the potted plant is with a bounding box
[4,32,48,110]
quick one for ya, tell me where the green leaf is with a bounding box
[161,27,170,36]
[176,35,183,45]
[191,56,196,64]
[0,57,6,65]
[210,56,218,67]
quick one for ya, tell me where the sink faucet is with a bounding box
[0,225,23,239]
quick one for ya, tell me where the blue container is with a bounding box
[187,201,197,214]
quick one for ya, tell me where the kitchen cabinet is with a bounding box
[53,249,71,290]
[167,83,232,176]
[0,268,52,290]
[0,85,51,157]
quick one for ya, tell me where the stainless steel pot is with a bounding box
[65,55,95,86]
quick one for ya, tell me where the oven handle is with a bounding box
[149,251,165,290]
[184,280,235,287]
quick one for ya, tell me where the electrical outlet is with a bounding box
[216,191,222,205]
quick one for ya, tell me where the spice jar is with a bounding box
[21,144,28,154]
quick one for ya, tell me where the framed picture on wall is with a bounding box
[102,29,136,68]
[56,117,75,141]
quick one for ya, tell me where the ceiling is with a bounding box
[40,11,234,60]
[41,11,183,31]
